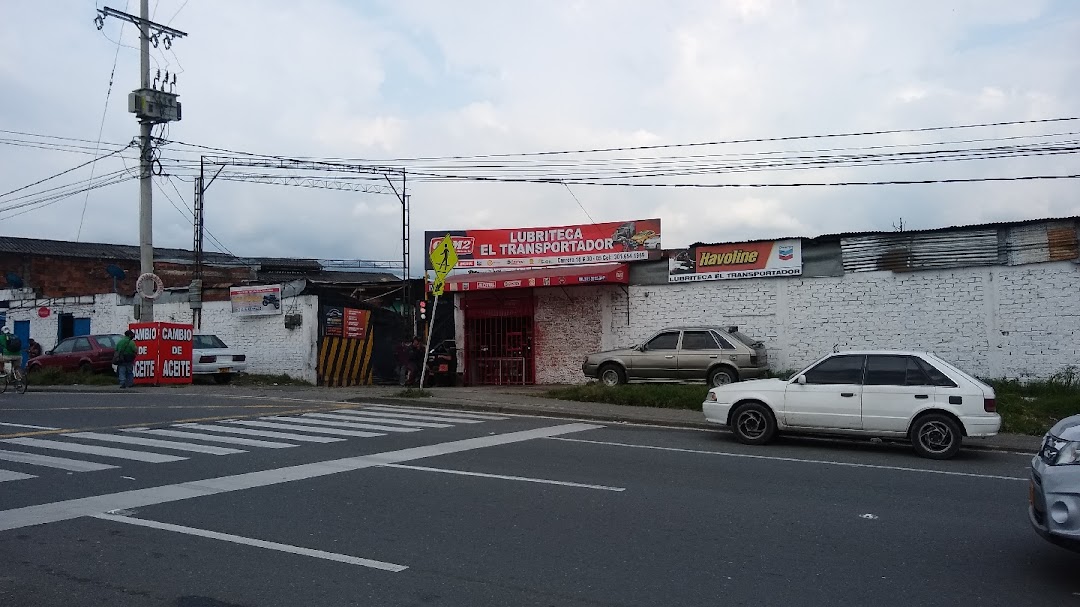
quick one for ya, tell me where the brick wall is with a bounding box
[2,293,320,382]
[0,253,252,300]
[605,261,1080,381]
[533,286,607,384]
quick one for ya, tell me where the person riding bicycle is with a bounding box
[0,326,22,377]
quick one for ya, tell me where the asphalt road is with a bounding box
[1,389,1076,606]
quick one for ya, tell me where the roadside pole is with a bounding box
[418,295,438,389]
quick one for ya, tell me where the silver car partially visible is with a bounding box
[1030,414,1080,552]
[582,326,768,388]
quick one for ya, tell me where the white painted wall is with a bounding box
[2,293,320,382]
[605,261,1080,381]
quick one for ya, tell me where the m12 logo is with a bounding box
[429,237,475,255]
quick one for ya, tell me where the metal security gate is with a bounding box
[461,292,535,385]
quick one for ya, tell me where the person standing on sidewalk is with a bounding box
[0,327,22,378]
[113,330,138,388]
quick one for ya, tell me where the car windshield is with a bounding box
[92,335,122,348]
[730,330,764,348]
[194,335,228,349]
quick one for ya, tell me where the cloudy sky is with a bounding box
[2,0,1078,272]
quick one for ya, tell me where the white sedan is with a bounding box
[703,350,1001,459]
[192,334,248,384]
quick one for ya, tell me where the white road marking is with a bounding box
[860,513,879,520]
[0,423,602,531]
[0,469,36,482]
[93,514,407,572]
[332,409,483,424]
[355,405,510,421]
[176,423,344,443]
[62,432,246,456]
[0,448,119,472]
[122,428,297,449]
[224,420,385,438]
[0,422,60,430]
[378,463,626,492]
[307,413,450,429]
[0,438,187,464]
[267,415,422,433]
[547,437,1028,482]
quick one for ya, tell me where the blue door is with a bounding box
[14,320,30,366]
[73,317,91,337]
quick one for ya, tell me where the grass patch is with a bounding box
[989,367,1080,436]
[544,383,706,410]
[396,388,433,398]
[225,373,313,387]
[26,368,117,386]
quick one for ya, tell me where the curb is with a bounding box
[350,396,1041,455]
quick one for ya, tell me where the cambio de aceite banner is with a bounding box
[424,218,661,270]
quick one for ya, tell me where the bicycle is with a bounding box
[1,361,28,394]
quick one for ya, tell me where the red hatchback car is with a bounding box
[26,334,124,374]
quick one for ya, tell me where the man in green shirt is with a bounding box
[114,330,138,388]
[0,327,22,377]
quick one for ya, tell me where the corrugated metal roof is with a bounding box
[841,229,1002,273]
[690,215,1080,247]
[1005,220,1078,265]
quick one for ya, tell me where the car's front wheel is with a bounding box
[598,364,626,387]
[708,366,737,387]
[730,401,777,445]
[910,413,963,459]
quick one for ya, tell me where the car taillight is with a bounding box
[984,398,996,413]
[199,355,217,363]
[234,355,246,362]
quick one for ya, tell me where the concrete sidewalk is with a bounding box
[27,383,1044,453]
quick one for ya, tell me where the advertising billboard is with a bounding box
[424,218,661,270]
[230,284,283,316]
[668,239,803,282]
[129,322,194,385]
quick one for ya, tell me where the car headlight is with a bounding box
[1054,441,1080,465]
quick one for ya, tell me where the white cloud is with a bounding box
[0,0,1078,269]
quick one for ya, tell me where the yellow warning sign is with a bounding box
[429,234,458,280]
[431,274,446,297]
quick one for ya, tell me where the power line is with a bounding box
[406,173,1080,188]
[0,147,131,200]
[77,10,128,242]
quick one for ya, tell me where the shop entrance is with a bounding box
[461,291,535,385]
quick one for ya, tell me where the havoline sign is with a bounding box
[668,239,802,282]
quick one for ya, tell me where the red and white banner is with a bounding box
[444,263,629,292]
[425,218,661,270]
[129,322,194,385]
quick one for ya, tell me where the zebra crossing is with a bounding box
[0,405,510,485]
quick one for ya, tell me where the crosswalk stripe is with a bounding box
[330,409,483,424]
[0,448,119,472]
[0,469,36,482]
[265,416,422,433]
[176,424,344,443]
[357,405,509,421]
[315,412,453,428]
[1,438,187,463]
[62,432,246,456]
[223,420,385,438]
[122,428,298,449]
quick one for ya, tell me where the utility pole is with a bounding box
[95,4,187,320]
[138,0,154,321]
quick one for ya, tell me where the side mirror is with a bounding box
[638,344,647,352]
[796,375,807,385]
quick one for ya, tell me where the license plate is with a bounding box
[218,367,232,373]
